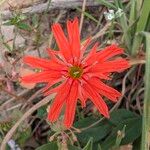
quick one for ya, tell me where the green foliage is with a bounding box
[97,0,150,55]
[16,127,31,147]
[113,125,126,148]
[76,121,111,144]
[37,106,47,118]
[101,116,142,150]
[131,0,150,55]
[75,109,142,149]
[36,142,81,150]
[3,14,31,31]
[83,138,93,150]
[67,145,81,150]
[140,32,150,150]
[36,142,58,150]
[35,140,94,150]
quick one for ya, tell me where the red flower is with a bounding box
[21,18,130,128]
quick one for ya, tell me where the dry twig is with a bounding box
[79,0,87,33]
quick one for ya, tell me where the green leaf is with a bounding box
[109,109,138,125]
[101,116,142,150]
[74,116,98,128]
[83,138,93,150]
[37,106,47,118]
[74,117,111,144]
[17,23,31,31]
[77,123,111,144]
[36,142,58,150]
[68,145,81,150]
[75,109,140,146]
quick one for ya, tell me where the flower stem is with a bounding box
[140,32,150,150]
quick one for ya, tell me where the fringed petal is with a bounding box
[90,59,130,73]
[52,23,72,61]
[67,17,80,61]
[21,71,61,83]
[47,79,73,122]
[87,78,121,102]
[23,56,51,69]
[83,81,109,118]
[80,37,92,58]
[97,44,124,61]
[63,81,78,128]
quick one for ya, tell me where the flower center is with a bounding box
[69,66,83,79]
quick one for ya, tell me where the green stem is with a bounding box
[131,0,150,56]
[140,32,150,150]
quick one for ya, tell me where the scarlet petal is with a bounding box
[85,72,111,80]
[87,78,121,102]
[47,60,67,71]
[47,48,60,60]
[83,82,109,118]
[21,71,61,83]
[81,37,92,58]
[42,78,63,93]
[82,42,98,64]
[90,59,130,73]
[78,83,87,108]
[23,56,51,69]
[52,23,71,61]
[67,17,80,59]
[44,84,62,96]
[47,48,66,65]
[64,81,79,128]
[43,80,66,96]
[97,44,124,61]
[48,79,72,122]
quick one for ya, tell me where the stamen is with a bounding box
[68,66,83,79]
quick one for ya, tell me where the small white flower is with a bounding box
[104,9,115,21]
[104,8,124,21]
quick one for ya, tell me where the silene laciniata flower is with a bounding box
[21,18,130,128]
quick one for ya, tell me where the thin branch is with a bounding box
[129,58,145,65]
[79,0,87,33]
[1,87,25,101]
[21,88,42,110]
[91,22,112,40]
[0,89,29,111]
